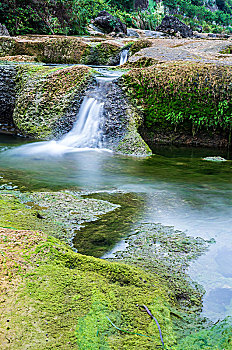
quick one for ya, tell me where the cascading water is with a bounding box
[7,68,124,156]
[60,96,104,149]
[119,49,129,66]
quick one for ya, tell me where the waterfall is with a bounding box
[7,68,124,156]
[120,49,129,66]
[60,96,104,149]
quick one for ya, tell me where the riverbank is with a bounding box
[0,177,231,348]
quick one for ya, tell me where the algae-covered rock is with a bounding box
[13,64,92,139]
[115,106,152,156]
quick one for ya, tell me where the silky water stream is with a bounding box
[0,66,231,322]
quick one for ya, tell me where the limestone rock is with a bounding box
[0,23,10,37]
[93,11,127,35]
[156,16,193,38]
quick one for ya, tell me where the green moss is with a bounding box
[125,40,153,56]
[13,64,92,139]
[220,46,232,54]
[0,210,176,349]
[123,62,232,138]
[115,104,152,156]
[173,317,232,350]
[81,42,121,65]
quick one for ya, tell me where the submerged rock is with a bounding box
[93,11,127,35]
[156,15,193,38]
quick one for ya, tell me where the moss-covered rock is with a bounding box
[13,64,92,139]
[0,191,176,349]
[0,36,127,65]
[129,39,153,56]
[115,105,152,156]
[81,41,122,65]
[122,62,232,148]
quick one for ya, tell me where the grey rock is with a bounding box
[0,23,10,37]
[208,33,217,38]
[127,28,140,38]
[156,16,193,38]
[145,30,165,38]
[93,11,127,34]
[88,24,105,35]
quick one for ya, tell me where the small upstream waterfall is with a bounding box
[120,49,129,65]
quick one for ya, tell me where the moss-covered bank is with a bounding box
[0,189,177,349]
[13,64,92,139]
[123,62,232,148]
[0,184,231,349]
[0,36,132,65]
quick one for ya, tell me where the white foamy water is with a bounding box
[6,69,125,157]
[7,95,107,156]
[120,49,129,65]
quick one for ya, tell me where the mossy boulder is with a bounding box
[122,62,232,147]
[13,64,92,139]
[81,41,122,65]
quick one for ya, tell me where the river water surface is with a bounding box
[0,133,231,322]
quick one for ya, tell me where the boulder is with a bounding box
[127,28,140,38]
[93,11,127,34]
[0,23,10,37]
[135,0,149,9]
[156,16,193,38]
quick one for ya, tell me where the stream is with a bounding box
[0,64,231,323]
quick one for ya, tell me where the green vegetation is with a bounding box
[173,317,232,349]
[123,62,232,139]
[1,0,232,36]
